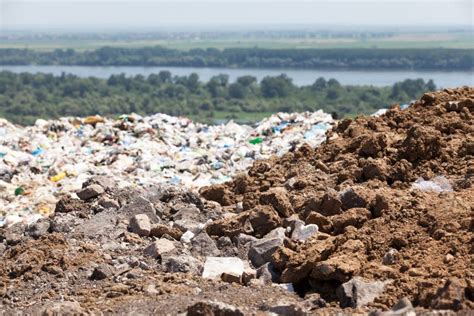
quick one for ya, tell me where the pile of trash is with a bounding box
[0,110,334,227]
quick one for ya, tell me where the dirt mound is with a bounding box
[201,87,474,311]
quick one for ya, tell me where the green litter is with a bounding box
[249,137,263,145]
[14,187,25,196]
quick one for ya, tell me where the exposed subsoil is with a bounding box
[0,87,472,315]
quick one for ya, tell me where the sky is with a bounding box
[1,0,472,31]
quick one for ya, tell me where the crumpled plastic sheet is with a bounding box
[0,110,334,226]
[411,176,453,193]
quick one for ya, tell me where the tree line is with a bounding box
[0,71,437,125]
[0,47,472,70]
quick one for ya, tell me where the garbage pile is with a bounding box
[201,87,474,311]
[0,110,334,226]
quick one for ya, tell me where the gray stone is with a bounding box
[337,276,390,308]
[268,303,306,316]
[128,214,151,237]
[144,239,176,258]
[98,197,120,209]
[372,297,415,316]
[0,168,13,183]
[264,227,286,240]
[191,232,220,257]
[216,236,233,249]
[42,301,84,315]
[382,248,398,265]
[76,184,105,201]
[122,196,161,223]
[233,233,258,247]
[90,264,114,280]
[248,237,283,268]
[242,267,257,285]
[162,255,203,275]
[174,219,202,233]
[256,262,280,284]
[187,301,244,316]
[27,219,50,239]
[82,176,116,192]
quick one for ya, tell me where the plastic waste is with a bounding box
[411,176,453,193]
[249,137,263,145]
[50,172,67,182]
[0,110,335,224]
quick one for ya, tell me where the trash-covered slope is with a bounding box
[201,87,474,311]
[0,111,333,226]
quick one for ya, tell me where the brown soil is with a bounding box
[201,87,474,311]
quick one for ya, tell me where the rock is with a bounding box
[174,219,202,233]
[340,187,367,210]
[76,184,104,201]
[122,196,160,222]
[268,303,305,316]
[382,248,398,265]
[98,197,120,209]
[291,224,318,242]
[82,176,116,192]
[221,272,242,284]
[263,227,286,240]
[144,239,176,258]
[242,268,257,285]
[233,233,258,247]
[128,214,151,237]
[42,301,84,316]
[336,276,390,308]
[202,257,244,279]
[162,255,203,275]
[191,232,220,257]
[187,301,244,316]
[150,224,183,240]
[206,206,280,238]
[375,297,415,316]
[216,236,233,249]
[257,262,280,284]
[0,167,13,183]
[431,278,465,310]
[248,238,283,268]
[90,264,114,280]
[27,219,50,239]
[181,230,195,243]
[260,187,294,217]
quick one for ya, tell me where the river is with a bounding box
[0,65,472,87]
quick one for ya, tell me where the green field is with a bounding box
[1,33,472,51]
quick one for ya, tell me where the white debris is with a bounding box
[411,176,453,193]
[291,223,319,242]
[0,111,334,223]
[202,257,245,279]
[180,230,195,244]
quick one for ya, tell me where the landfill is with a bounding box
[0,87,473,314]
[0,110,334,227]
